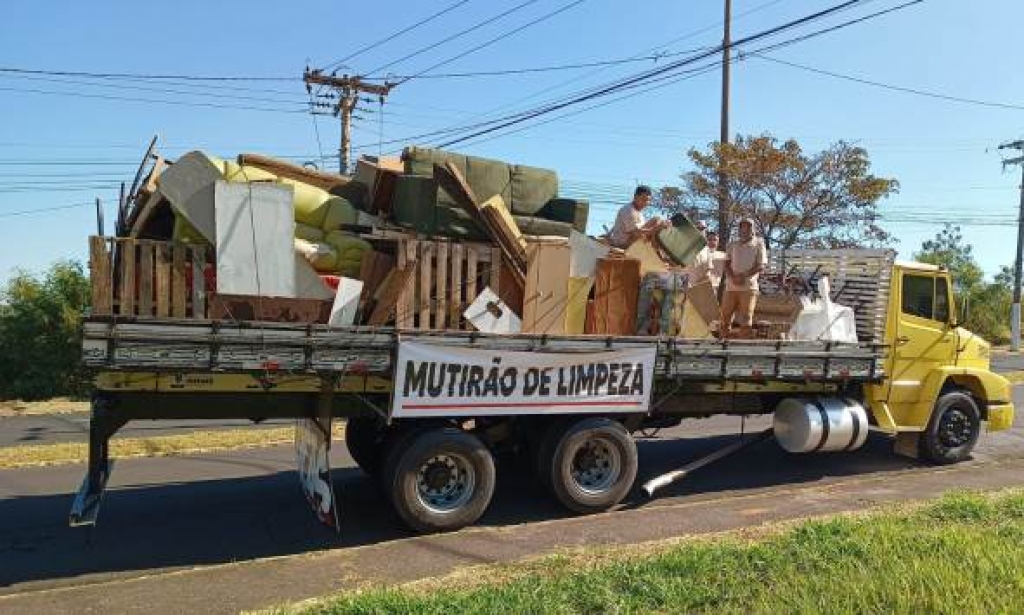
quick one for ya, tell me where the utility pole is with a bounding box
[718,0,732,242]
[303,69,393,174]
[1000,139,1024,351]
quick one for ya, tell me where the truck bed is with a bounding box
[83,318,885,385]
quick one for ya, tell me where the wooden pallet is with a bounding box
[89,236,210,319]
[395,238,501,330]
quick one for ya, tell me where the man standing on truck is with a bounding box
[687,226,722,289]
[720,218,767,338]
[608,185,668,248]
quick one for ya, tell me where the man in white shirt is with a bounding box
[608,185,667,249]
[720,218,767,338]
[687,226,722,289]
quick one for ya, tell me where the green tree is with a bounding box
[913,225,1012,344]
[657,134,899,249]
[0,261,91,400]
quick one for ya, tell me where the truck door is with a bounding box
[887,272,955,405]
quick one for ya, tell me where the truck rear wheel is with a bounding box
[920,391,981,464]
[539,417,637,514]
[344,416,386,476]
[383,427,496,533]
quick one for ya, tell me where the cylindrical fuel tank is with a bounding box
[773,397,869,453]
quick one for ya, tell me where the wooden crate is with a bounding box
[89,236,210,319]
[396,238,501,330]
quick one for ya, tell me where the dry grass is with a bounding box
[0,423,346,469]
[0,398,90,417]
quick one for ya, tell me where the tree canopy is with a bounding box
[914,223,1012,344]
[658,134,899,249]
[0,261,91,400]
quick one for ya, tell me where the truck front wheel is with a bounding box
[540,417,638,514]
[383,427,496,533]
[920,391,981,464]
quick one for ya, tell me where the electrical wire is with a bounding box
[366,46,713,81]
[0,85,308,114]
[366,0,541,76]
[752,54,1024,112]
[322,0,474,71]
[0,66,294,81]
[435,0,880,148]
[393,0,589,85]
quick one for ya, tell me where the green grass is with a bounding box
[297,490,1024,614]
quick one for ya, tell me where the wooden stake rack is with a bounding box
[385,237,501,330]
[89,236,209,319]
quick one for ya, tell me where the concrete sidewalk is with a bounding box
[2,455,1022,615]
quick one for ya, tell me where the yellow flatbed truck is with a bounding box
[72,245,1014,532]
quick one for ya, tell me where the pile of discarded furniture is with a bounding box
[88,144,847,340]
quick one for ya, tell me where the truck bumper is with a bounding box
[987,402,1015,432]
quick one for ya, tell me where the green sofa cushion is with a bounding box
[510,164,558,216]
[536,198,588,233]
[512,215,574,238]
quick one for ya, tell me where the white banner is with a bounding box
[392,341,657,418]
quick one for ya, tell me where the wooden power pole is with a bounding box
[718,0,732,242]
[1000,139,1024,351]
[303,69,393,174]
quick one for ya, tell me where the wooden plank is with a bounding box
[192,247,207,318]
[466,245,478,307]
[88,236,113,316]
[171,244,187,318]
[368,267,417,327]
[155,243,172,318]
[435,241,449,330]
[119,239,137,316]
[419,242,434,329]
[450,243,464,328]
[522,241,571,334]
[394,240,417,328]
[432,163,526,287]
[137,241,154,317]
[489,246,501,296]
[592,257,640,335]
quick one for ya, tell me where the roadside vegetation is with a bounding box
[294,490,1024,614]
[0,423,345,469]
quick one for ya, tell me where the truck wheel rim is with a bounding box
[571,437,621,494]
[416,453,476,514]
[938,408,973,448]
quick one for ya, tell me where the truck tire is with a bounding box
[920,391,981,465]
[383,427,496,533]
[539,417,638,514]
[344,416,386,476]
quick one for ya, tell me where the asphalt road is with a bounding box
[1,383,1023,609]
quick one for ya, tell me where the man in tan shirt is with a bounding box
[720,218,767,337]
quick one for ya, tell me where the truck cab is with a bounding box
[865,261,1015,463]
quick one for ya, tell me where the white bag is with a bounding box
[788,276,858,343]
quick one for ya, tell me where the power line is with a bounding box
[322,0,474,71]
[0,73,308,106]
[752,54,1024,111]
[0,203,92,218]
[366,46,713,81]
[393,0,589,85]
[0,85,307,114]
[366,0,541,76]
[436,0,884,148]
[0,66,294,81]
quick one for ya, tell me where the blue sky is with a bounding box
[1,0,1022,281]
